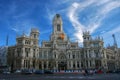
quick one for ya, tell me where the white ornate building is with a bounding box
[7,14,120,71]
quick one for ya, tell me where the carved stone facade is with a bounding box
[7,14,120,71]
[82,31,107,70]
[105,45,120,71]
[7,29,40,70]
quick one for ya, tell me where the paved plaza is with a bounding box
[0,73,120,80]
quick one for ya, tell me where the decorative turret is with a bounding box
[30,28,40,46]
[83,31,91,41]
[30,28,39,39]
[112,34,117,48]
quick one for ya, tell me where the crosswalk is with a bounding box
[45,76,95,79]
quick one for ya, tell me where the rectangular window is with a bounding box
[34,34,36,38]
[17,40,22,44]
[73,55,75,59]
[26,52,28,57]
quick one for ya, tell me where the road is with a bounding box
[0,73,120,80]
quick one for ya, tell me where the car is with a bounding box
[34,70,44,74]
[14,70,21,73]
[113,70,120,73]
[21,70,32,74]
[44,70,53,74]
[3,71,10,74]
[96,69,103,74]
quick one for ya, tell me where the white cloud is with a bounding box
[88,1,120,33]
[40,29,52,35]
[11,20,37,36]
[67,1,97,43]
[57,0,70,4]
[67,0,120,44]
[100,1,120,15]
[95,0,110,6]
[101,25,120,47]
[108,26,120,34]
[100,25,120,39]
[46,7,56,23]
[11,28,19,32]
[100,31,106,34]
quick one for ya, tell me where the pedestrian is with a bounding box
[85,69,88,75]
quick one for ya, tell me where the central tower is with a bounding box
[53,14,63,33]
[51,14,67,41]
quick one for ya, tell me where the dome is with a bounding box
[31,28,39,33]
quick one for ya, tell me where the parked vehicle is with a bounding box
[34,70,44,74]
[95,69,103,74]
[106,70,113,73]
[113,70,120,73]
[3,71,10,74]
[44,70,53,74]
[14,70,21,74]
[82,69,94,76]
[21,69,32,74]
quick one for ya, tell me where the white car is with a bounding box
[3,71,10,74]
[15,70,21,73]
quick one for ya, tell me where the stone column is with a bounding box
[79,61,81,69]
[71,61,73,69]
[75,61,77,69]
[67,61,69,70]
[22,39,25,44]
[21,59,24,69]
[88,61,90,69]
[24,60,26,69]
[30,59,33,69]
[46,61,48,69]
[35,60,38,69]
[14,60,16,70]
[22,48,25,57]
[92,60,95,68]
[26,60,28,69]
[47,52,48,59]
[87,50,89,58]
[84,51,86,58]
[42,61,44,70]
[25,60,27,69]
[56,61,58,70]
[85,60,87,69]
[70,53,72,59]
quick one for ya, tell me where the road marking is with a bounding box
[45,76,95,79]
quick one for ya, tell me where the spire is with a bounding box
[6,34,9,46]
[22,30,26,37]
[112,34,117,47]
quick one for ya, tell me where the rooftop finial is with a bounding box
[6,34,9,46]
[112,34,117,48]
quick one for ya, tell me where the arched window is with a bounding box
[57,24,61,31]
[34,34,36,38]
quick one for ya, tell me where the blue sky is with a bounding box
[0,0,120,47]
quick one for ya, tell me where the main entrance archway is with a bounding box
[58,53,67,70]
[58,61,67,70]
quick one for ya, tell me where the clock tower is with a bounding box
[53,14,63,33]
[51,14,67,41]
